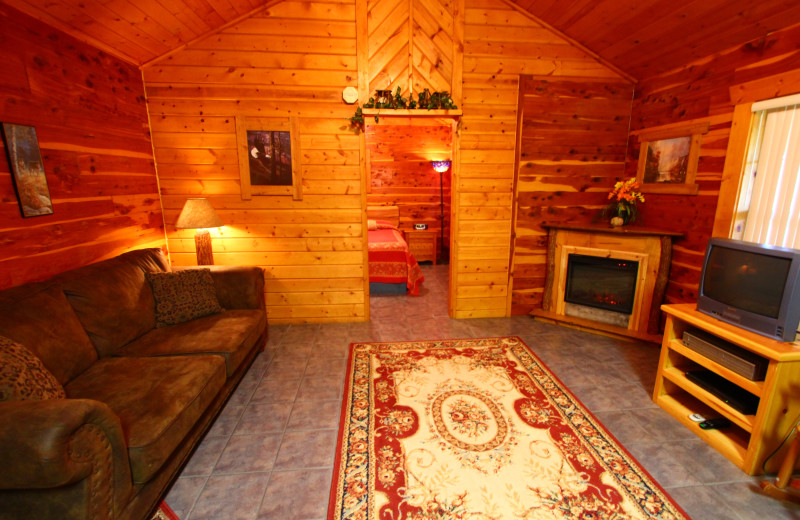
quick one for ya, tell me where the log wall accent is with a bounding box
[142,2,363,324]
[510,76,634,315]
[365,118,453,252]
[455,0,626,318]
[0,5,164,290]
[625,23,800,309]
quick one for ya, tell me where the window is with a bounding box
[732,94,800,249]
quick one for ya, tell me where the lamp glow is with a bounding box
[431,160,451,173]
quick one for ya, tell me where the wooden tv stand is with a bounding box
[654,304,800,475]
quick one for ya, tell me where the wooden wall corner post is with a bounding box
[712,102,753,238]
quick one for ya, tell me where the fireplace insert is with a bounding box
[564,254,639,314]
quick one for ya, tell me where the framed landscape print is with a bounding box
[1,123,54,217]
[236,116,302,200]
[634,122,709,195]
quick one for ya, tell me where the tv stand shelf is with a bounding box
[654,303,800,475]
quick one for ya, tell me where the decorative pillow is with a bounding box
[0,335,66,402]
[146,269,223,328]
[368,219,378,231]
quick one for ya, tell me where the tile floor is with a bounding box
[165,263,800,520]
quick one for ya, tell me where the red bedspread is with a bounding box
[368,227,424,295]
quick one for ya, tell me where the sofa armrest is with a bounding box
[0,399,132,516]
[178,265,265,311]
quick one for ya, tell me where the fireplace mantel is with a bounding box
[533,224,683,342]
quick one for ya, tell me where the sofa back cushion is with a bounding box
[0,283,98,384]
[0,335,66,401]
[57,248,170,357]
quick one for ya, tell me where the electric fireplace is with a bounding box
[564,254,639,314]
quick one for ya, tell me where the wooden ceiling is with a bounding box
[4,0,800,79]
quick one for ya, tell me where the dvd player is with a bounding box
[684,369,760,415]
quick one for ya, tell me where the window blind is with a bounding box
[734,102,800,249]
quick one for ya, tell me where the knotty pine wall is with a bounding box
[142,0,630,322]
[457,0,627,318]
[365,118,453,252]
[143,2,363,324]
[510,76,634,315]
[0,5,164,290]
[624,23,800,308]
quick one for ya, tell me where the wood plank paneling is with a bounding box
[510,76,634,315]
[626,23,800,309]
[455,0,626,318]
[143,5,362,323]
[0,5,164,290]
[513,0,800,81]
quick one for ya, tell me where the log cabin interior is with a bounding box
[3,0,800,323]
[3,0,800,518]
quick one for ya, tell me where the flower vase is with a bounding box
[610,216,625,227]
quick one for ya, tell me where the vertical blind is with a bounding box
[733,95,800,249]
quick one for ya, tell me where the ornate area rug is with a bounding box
[329,337,689,520]
[151,501,179,520]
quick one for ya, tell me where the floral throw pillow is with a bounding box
[0,335,66,401]
[146,269,223,328]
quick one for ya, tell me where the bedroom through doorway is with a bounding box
[363,116,456,313]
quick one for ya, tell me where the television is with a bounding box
[697,238,800,342]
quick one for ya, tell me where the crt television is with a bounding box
[697,238,800,342]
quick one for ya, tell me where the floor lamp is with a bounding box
[175,198,223,265]
[431,160,451,264]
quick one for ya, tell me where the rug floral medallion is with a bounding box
[328,337,689,520]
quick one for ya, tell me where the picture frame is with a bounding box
[634,122,709,195]
[1,122,54,217]
[235,116,302,200]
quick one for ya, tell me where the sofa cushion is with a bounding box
[0,283,98,384]
[146,269,222,328]
[57,249,169,357]
[117,309,266,378]
[0,336,66,401]
[65,355,226,484]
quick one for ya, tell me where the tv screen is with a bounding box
[703,246,791,319]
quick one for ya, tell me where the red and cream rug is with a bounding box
[329,337,690,520]
[151,501,179,520]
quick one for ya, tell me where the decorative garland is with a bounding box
[349,87,458,130]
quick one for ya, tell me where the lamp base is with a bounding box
[194,229,214,265]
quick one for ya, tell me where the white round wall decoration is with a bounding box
[342,86,359,104]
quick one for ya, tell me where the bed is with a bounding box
[367,205,424,295]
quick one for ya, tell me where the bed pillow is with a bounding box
[146,269,223,328]
[0,335,66,402]
[369,219,396,230]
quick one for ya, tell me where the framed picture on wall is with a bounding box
[235,116,302,200]
[634,122,709,195]
[1,122,54,217]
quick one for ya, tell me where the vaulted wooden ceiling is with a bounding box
[4,0,800,80]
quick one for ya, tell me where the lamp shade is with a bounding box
[175,198,223,229]
[431,160,451,173]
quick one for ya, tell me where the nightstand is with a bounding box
[405,229,437,264]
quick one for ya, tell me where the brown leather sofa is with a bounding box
[0,248,268,520]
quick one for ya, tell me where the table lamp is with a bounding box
[175,198,223,265]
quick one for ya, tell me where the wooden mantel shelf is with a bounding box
[542,223,683,238]
[361,108,462,117]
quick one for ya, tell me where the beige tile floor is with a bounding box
[165,263,800,520]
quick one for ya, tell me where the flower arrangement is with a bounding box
[602,178,645,226]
